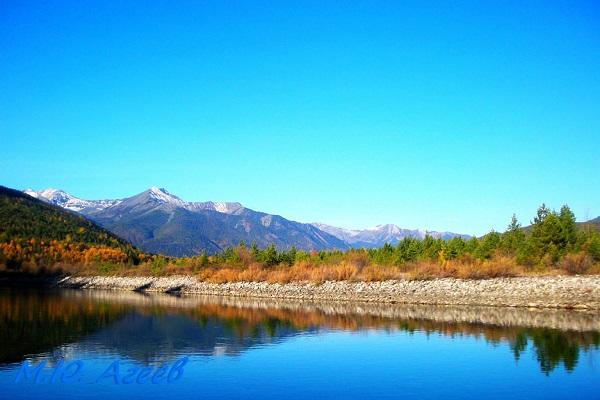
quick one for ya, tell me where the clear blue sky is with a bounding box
[1,1,599,235]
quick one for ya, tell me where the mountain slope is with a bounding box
[312,222,469,248]
[26,187,349,256]
[88,188,349,256]
[0,185,135,252]
[579,217,600,231]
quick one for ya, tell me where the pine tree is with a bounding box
[477,231,501,259]
[250,241,260,259]
[532,203,550,225]
[261,244,279,266]
[530,204,555,259]
[445,236,466,259]
[558,205,577,248]
[501,214,525,255]
[508,214,521,232]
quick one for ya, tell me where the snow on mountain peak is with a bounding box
[185,200,244,214]
[23,188,41,198]
[25,188,68,201]
[142,188,243,213]
[212,202,244,214]
[146,187,185,206]
[23,188,121,212]
[149,186,169,194]
[311,222,469,248]
[24,186,245,216]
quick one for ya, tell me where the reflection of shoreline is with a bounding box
[1,288,599,374]
[66,289,600,332]
[57,291,600,374]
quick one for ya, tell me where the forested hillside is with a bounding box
[0,185,142,271]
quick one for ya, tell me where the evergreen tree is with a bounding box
[477,231,501,259]
[530,204,559,259]
[501,214,525,255]
[508,213,521,231]
[250,241,260,259]
[464,237,480,254]
[587,234,600,262]
[558,205,577,249]
[530,208,564,262]
[260,244,279,266]
[396,237,421,263]
[281,246,297,265]
[422,235,443,261]
[532,203,550,225]
[445,236,466,259]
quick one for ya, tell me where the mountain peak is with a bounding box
[148,186,168,194]
[25,188,67,199]
[144,187,184,204]
[366,224,400,232]
[312,222,469,248]
[22,188,121,212]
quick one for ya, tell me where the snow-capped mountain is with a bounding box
[144,186,187,208]
[312,222,469,248]
[23,187,348,256]
[22,187,469,256]
[24,187,244,216]
[23,188,121,212]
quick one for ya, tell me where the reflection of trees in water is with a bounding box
[510,329,600,374]
[531,330,579,374]
[75,313,306,363]
[374,317,599,374]
[0,288,130,364]
[0,288,598,374]
[400,320,599,374]
[140,304,600,374]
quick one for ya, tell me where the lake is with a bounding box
[0,287,599,399]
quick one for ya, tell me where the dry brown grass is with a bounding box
[187,256,523,283]
[4,253,599,282]
[403,255,520,280]
[559,253,594,275]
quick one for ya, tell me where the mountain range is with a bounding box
[312,223,470,248]
[23,187,469,256]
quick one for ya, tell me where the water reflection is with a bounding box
[0,288,598,375]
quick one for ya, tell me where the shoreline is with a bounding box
[8,274,598,310]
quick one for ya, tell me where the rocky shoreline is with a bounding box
[50,275,600,310]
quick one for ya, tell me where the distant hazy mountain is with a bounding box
[25,187,348,256]
[577,216,600,231]
[312,222,470,248]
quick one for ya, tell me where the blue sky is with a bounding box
[1,1,599,235]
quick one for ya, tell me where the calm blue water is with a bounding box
[0,288,599,399]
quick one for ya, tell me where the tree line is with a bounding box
[203,204,599,271]
[1,203,599,278]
